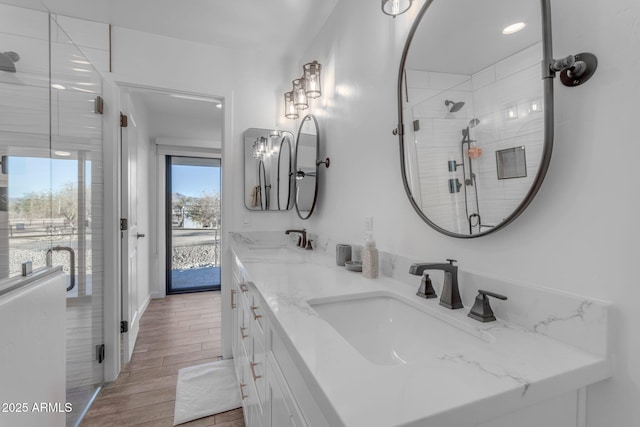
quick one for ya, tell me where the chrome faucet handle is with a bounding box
[468,290,507,322]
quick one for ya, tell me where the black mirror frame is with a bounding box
[294,114,320,220]
[277,135,294,211]
[396,0,555,238]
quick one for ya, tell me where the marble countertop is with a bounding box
[231,237,611,427]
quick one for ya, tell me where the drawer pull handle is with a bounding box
[240,283,249,293]
[250,362,262,381]
[231,289,237,309]
[250,305,262,320]
[240,327,248,339]
[239,383,248,400]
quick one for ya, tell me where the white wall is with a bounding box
[287,0,640,424]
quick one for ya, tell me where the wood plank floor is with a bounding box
[80,291,245,427]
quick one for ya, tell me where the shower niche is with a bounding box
[395,0,584,237]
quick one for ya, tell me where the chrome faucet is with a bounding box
[285,229,307,247]
[409,259,463,309]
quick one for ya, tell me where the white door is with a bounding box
[120,107,139,364]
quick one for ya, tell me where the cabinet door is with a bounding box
[266,356,308,427]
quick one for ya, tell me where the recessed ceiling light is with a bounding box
[51,84,65,90]
[502,22,526,35]
[54,151,71,157]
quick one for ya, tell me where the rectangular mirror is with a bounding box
[243,128,295,211]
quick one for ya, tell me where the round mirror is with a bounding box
[294,115,320,220]
[397,0,554,238]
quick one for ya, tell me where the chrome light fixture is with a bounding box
[381,0,413,17]
[292,78,308,110]
[303,61,322,98]
[284,61,322,119]
[253,137,267,159]
[284,91,299,119]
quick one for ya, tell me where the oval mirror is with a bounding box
[243,128,294,211]
[294,115,320,220]
[277,134,295,210]
[397,0,554,237]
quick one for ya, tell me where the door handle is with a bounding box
[136,233,146,239]
[46,246,75,291]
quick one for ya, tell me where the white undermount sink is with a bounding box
[308,291,493,366]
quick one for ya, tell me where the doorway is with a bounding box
[166,155,221,294]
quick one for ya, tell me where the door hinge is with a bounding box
[95,96,104,114]
[120,218,128,231]
[96,344,105,363]
[120,321,128,333]
[120,113,128,128]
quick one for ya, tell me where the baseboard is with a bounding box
[139,294,152,318]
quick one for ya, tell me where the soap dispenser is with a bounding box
[362,233,378,279]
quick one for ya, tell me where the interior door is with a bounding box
[120,108,139,364]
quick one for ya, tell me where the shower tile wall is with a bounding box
[405,42,544,233]
[0,4,51,276]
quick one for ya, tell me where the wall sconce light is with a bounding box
[303,61,322,98]
[381,0,413,17]
[292,78,309,110]
[284,91,299,119]
[284,61,322,119]
[253,136,268,160]
[506,106,518,120]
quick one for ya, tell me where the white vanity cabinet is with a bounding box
[232,267,266,427]
[232,259,325,427]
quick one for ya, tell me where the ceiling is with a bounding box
[31,1,340,142]
[40,0,339,59]
[406,0,541,75]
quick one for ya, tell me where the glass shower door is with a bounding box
[51,15,106,427]
[0,5,105,426]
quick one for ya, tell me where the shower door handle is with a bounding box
[136,233,146,239]
[46,246,75,292]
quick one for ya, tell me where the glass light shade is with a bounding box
[381,0,413,16]
[303,61,322,98]
[284,91,298,119]
[292,78,309,110]
[254,137,267,159]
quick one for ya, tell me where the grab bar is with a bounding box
[46,246,75,292]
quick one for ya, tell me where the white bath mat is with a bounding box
[173,358,241,425]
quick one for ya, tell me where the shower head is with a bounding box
[468,118,480,128]
[445,99,465,113]
[0,51,19,73]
